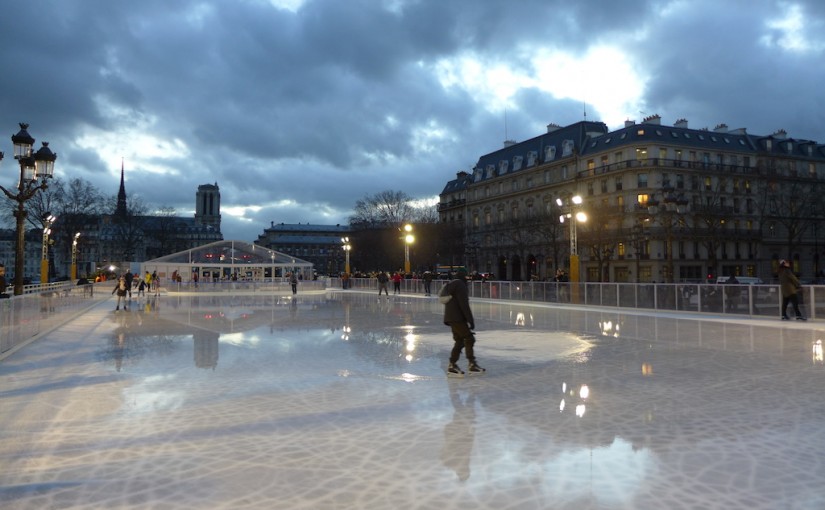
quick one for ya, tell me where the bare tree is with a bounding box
[532,204,568,278]
[52,178,106,275]
[151,206,181,258]
[757,177,821,263]
[350,190,415,229]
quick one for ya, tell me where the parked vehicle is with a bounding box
[716,276,764,285]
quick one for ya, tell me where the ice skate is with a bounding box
[447,362,464,378]
[467,363,486,376]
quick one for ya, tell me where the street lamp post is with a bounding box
[341,237,351,274]
[41,213,56,284]
[403,224,414,274]
[556,195,586,283]
[71,232,81,280]
[0,124,58,295]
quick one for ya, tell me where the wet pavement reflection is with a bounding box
[1,291,824,509]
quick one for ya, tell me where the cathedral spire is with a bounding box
[115,158,128,219]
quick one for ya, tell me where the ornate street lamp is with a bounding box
[403,224,414,274]
[0,123,58,295]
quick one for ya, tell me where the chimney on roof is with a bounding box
[773,129,788,140]
[503,140,517,148]
[624,119,636,128]
[642,114,661,125]
[714,123,728,133]
[729,127,747,135]
[546,123,561,133]
[674,118,688,129]
[456,170,469,178]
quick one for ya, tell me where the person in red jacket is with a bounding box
[391,271,403,294]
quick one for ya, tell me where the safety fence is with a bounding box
[0,283,104,357]
[334,277,824,320]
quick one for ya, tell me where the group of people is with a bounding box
[111,270,159,310]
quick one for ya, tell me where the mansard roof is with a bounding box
[471,121,609,183]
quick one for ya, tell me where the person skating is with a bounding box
[377,271,389,296]
[112,275,129,311]
[778,259,806,320]
[442,268,484,377]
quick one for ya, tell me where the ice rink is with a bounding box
[1,290,824,509]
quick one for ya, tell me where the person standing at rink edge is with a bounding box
[442,268,485,377]
[778,259,806,321]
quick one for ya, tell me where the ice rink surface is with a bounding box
[1,291,824,509]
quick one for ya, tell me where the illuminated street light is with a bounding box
[71,232,81,280]
[41,213,56,283]
[403,224,414,274]
[0,124,58,295]
[341,237,351,274]
[556,195,586,283]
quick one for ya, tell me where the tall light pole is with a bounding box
[341,237,351,274]
[557,195,586,283]
[403,224,414,274]
[0,124,58,295]
[71,232,81,280]
[41,213,56,284]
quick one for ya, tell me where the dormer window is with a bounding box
[527,151,537,167]
[544,145,556,161]
[473,169,482,182]
[512,155,523,171]
[485,164,495,179]
[498,160,509,174]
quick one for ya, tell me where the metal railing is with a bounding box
[0,282,105,357]
[334,278,823,320]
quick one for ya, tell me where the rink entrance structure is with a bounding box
[139,240,313,284]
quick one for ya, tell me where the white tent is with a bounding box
[139,240,313,283]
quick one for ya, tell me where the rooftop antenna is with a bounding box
[504,107,508,141]
[583,101,587,120]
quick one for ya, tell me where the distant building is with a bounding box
[440,117,825,282]
[1,164,225,282]
[255,223,351,276]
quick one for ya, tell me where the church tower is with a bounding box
[195,182,221,232]
[115,159,128,219]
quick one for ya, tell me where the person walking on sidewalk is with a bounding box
[778,259,806,321]
[442,269,485,377]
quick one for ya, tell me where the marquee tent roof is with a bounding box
[144,240,312,269]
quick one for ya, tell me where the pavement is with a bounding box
[1,290,824,509]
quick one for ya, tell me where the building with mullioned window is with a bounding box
[255,222,351,277]
[439,116,825,283]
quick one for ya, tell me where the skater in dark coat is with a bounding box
[112,276,129,311]
[442,269,484,376]
[778,259,806,320]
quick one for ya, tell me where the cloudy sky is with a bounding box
[0,0,823,242]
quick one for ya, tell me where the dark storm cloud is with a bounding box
[0,0,823,242]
